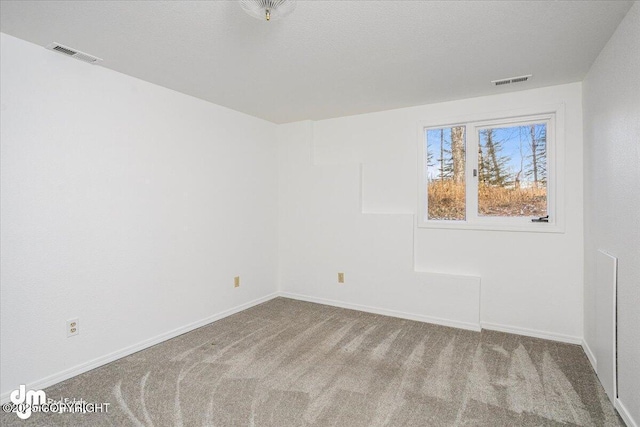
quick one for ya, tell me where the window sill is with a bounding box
[417,221,565,234]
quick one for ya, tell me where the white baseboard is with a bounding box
[616,398,638,427]
[0,293,279,404]
[581,339,598,372]
[480,322,582,345]
[279,291,481,331]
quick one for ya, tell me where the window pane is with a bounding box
[477,124,547,217]
[425,126,466,220]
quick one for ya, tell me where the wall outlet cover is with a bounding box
[67,318,79,337]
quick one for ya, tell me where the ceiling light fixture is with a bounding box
[240,0,297,22]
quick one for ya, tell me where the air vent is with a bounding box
[46,43,103,65]
[491,74,532,86]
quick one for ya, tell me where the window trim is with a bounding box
[417,104,565,233]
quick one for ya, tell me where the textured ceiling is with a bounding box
[0,1,633,123]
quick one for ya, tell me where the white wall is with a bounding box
[583,2,640,425]
[0,33,278,398]
[278,83,584,342]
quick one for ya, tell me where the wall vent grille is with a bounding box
[46,43,103,64]
[491,74,532,86]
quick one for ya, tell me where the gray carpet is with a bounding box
[1,297,624,426]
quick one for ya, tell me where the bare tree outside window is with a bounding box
[421,114,555,229]
[425,126,466,220]
[478,124,547,217]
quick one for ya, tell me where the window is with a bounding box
[425,126,467,221]
[419,110,560,232]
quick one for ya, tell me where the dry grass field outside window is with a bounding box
[427,181,547,220]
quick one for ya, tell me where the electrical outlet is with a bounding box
[234,276,240,288]
[67,318,79,337]
[338,272,345,283]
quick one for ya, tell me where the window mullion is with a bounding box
[466,125,479,223]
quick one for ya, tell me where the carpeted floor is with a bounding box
[1,297,624,426]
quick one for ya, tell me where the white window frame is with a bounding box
[417,104,564,233]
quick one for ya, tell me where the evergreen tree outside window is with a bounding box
[419,110,560,232]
